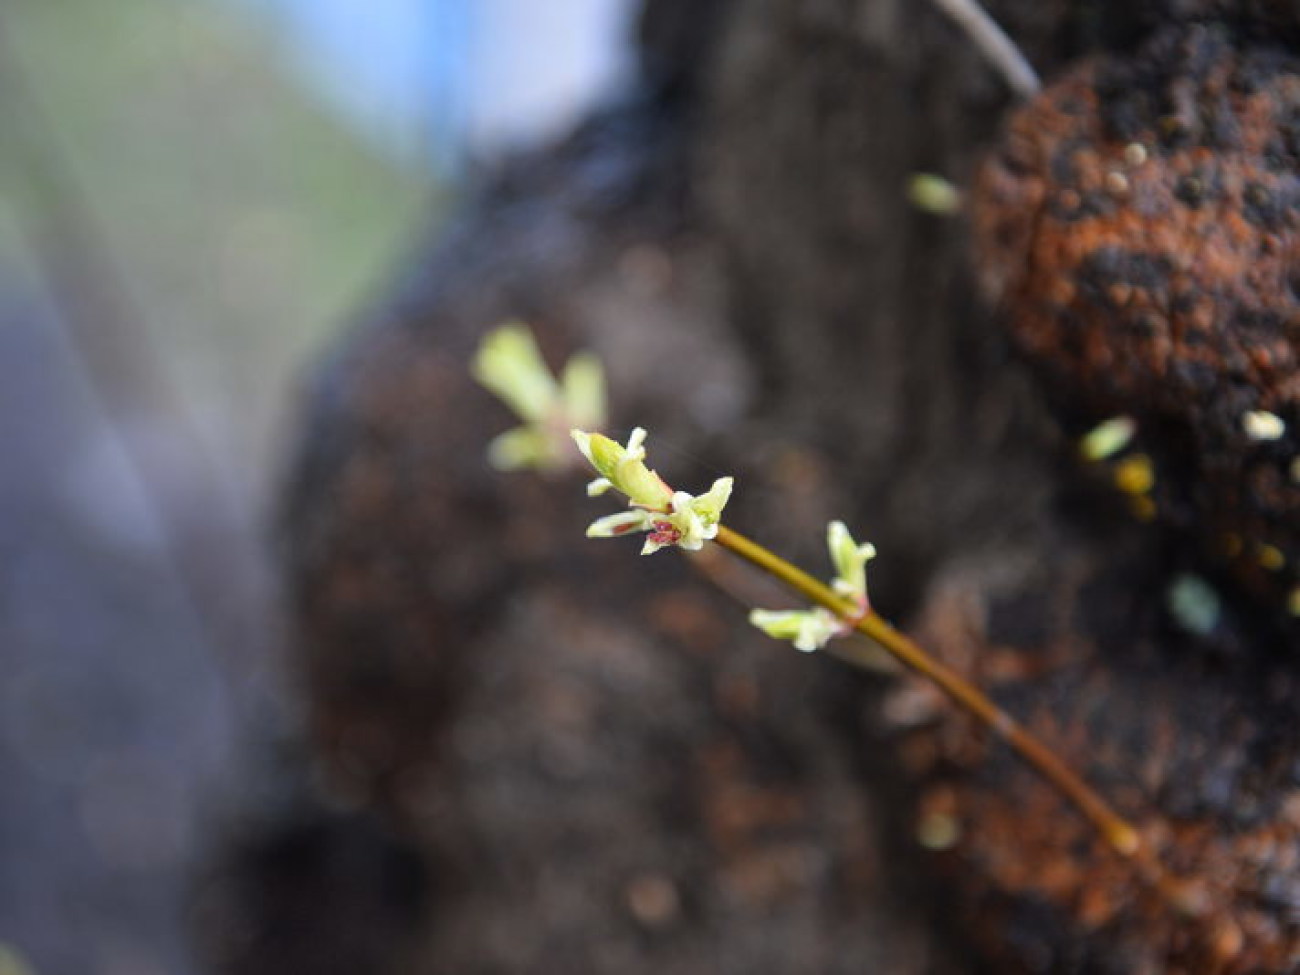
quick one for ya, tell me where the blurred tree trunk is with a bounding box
[209,2,1300,973]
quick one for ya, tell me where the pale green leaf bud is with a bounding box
[486,427,550,471]
[827,520,876,604]
[1243,410,1286,441]
[561,352,607,429]
[471,322,559,424]
[571,428,673,510]
[1079,415,1136,462]
[907,173,962,216]
[586,509,654,539]
[749,608,841,653]
[574,429,734,554]
[750,519,876,652]
[474,323,610,472]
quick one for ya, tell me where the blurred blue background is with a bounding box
[0,2,632,973]
[231,0,633,166]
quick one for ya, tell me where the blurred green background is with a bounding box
[0,0,431,488]
[0,1,631,972]
[0,3,432,972]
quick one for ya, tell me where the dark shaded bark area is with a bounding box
[210,1,1300,972]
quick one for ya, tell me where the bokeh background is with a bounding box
[0,2,634,972]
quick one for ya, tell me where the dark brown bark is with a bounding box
[219,2,1300,972]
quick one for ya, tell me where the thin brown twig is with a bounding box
[712,523,1225,925]
[714,524,1141,858]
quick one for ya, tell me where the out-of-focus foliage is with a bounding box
[3,0,431,484]
[0,2,433,973]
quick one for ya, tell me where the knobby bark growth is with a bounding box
[208,2,1300,972]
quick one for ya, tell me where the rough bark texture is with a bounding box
[974,24,1300,608]
[212,1,1300,972]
